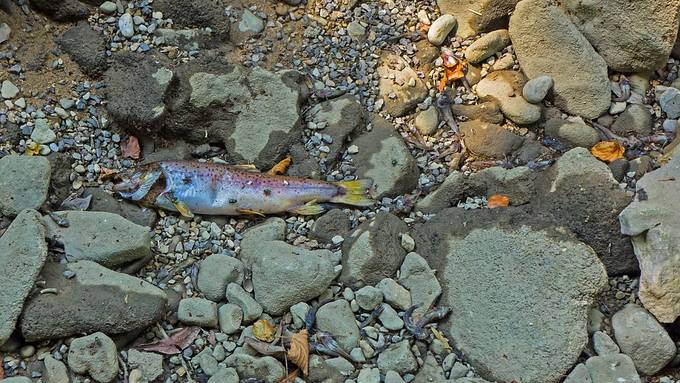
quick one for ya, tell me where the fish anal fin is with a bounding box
[237,208,266,217]
[173,200,194,218]
[289,200,325,216]
[331,179,374,207]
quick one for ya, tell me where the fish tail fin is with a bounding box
[331,179,374,207]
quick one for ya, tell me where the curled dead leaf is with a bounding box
[244,337,286,357]
[278,369,299,383]
[288,329,309,376]
[253,319,276,342]
[591,141,624,163]
[136,327,200,355]
[487,194,509,209]
[121,135,141,160]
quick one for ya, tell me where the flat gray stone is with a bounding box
[612,304,676,375]
[376,278,411,311]
[592,331,620,356]
[30,118,56,144]
[523,75,554,103]
[1,80,19,98]
[238,217,286,267]
[316,300,361,351]
[619,148,680,322]
[355,286,383,311]
[224,354,285,382]
[44,355,70,383]
[399,253,441,317]
[465,29,510,63]
[127,349,164,382]
[178,298,218,327]
[585,354,641,383]
[352,117,419,198]
[218,303,243,335]
[563,363,591,383]
[376,340,417,374]
[226,283,262,324]
[0,155,50,216]
[377,53,428,117]
[0,210,47,346]
[340,212,409,288]
[197,254,244,302]
[207,366,239,383]
[68,332,118,383]
[251,241,336,315]
[20,260,167,342]
[44,211,150,267]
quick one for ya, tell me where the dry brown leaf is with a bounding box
[136,327,201,355]
[0,363,4,380]
[288,329,309,376]
[278,369,299,383]
[253,319,276,342]
[438,61,466,92]
[591,141,624,163]
[487,194,510,209]
[267,155,292,175]
[121,135,141,159]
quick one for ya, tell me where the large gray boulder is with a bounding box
[251,241,336,315]
[352,117,419,198]
[340,212,409,288]
[44,211,150,267]
[619,148,680,322]
[20,261,167,341]
[0,210,48,346]
[509,0,610,119]
[560,0,680,72]
[0,155,50,216]
[413,208,607,383]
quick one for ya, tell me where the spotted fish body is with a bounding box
[114,160,373,216]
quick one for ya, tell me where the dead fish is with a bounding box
[111,161,373,217]
[404,305,452,340]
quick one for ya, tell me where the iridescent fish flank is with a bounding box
[112,160,373,217]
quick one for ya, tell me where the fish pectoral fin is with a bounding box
[172,200,194,218]
[237,208,266,217]
[233,164,260,173]
[289,200,325,216]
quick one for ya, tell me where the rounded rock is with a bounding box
[465,29,510,64]
[428,15,457,46]
[523,76,554,103]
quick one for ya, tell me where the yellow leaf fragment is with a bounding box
[430,327,453,353]
[25,142,40,156]
[252,319,276,342]
[591,141,624,163]
[288,329,309,376]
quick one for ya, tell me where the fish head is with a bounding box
[111,164,163,201]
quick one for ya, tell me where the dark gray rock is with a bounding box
[0,210,47,346]
[611,104,652,136]
[58,22,108,76]
[29,0,90,21]
[310,209,351,243]
[352,117,418,198]
[154,0,230,38]
[20,261,166,342]
[104,51,175,134]
[535,148,635,275]
[340,212,409,288]
[437,0,520,37]
[47,152,72,204]
[316,300,361,350]
[450,101,505,124]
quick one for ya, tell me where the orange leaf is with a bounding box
[267,156,291,175]
[288,329,309,376]
[121,136,140,160]
[591,141,624,163]
[25,142,40,156]
[253,319,276,342]
[487,194,510,208]
[438,76,448,92]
